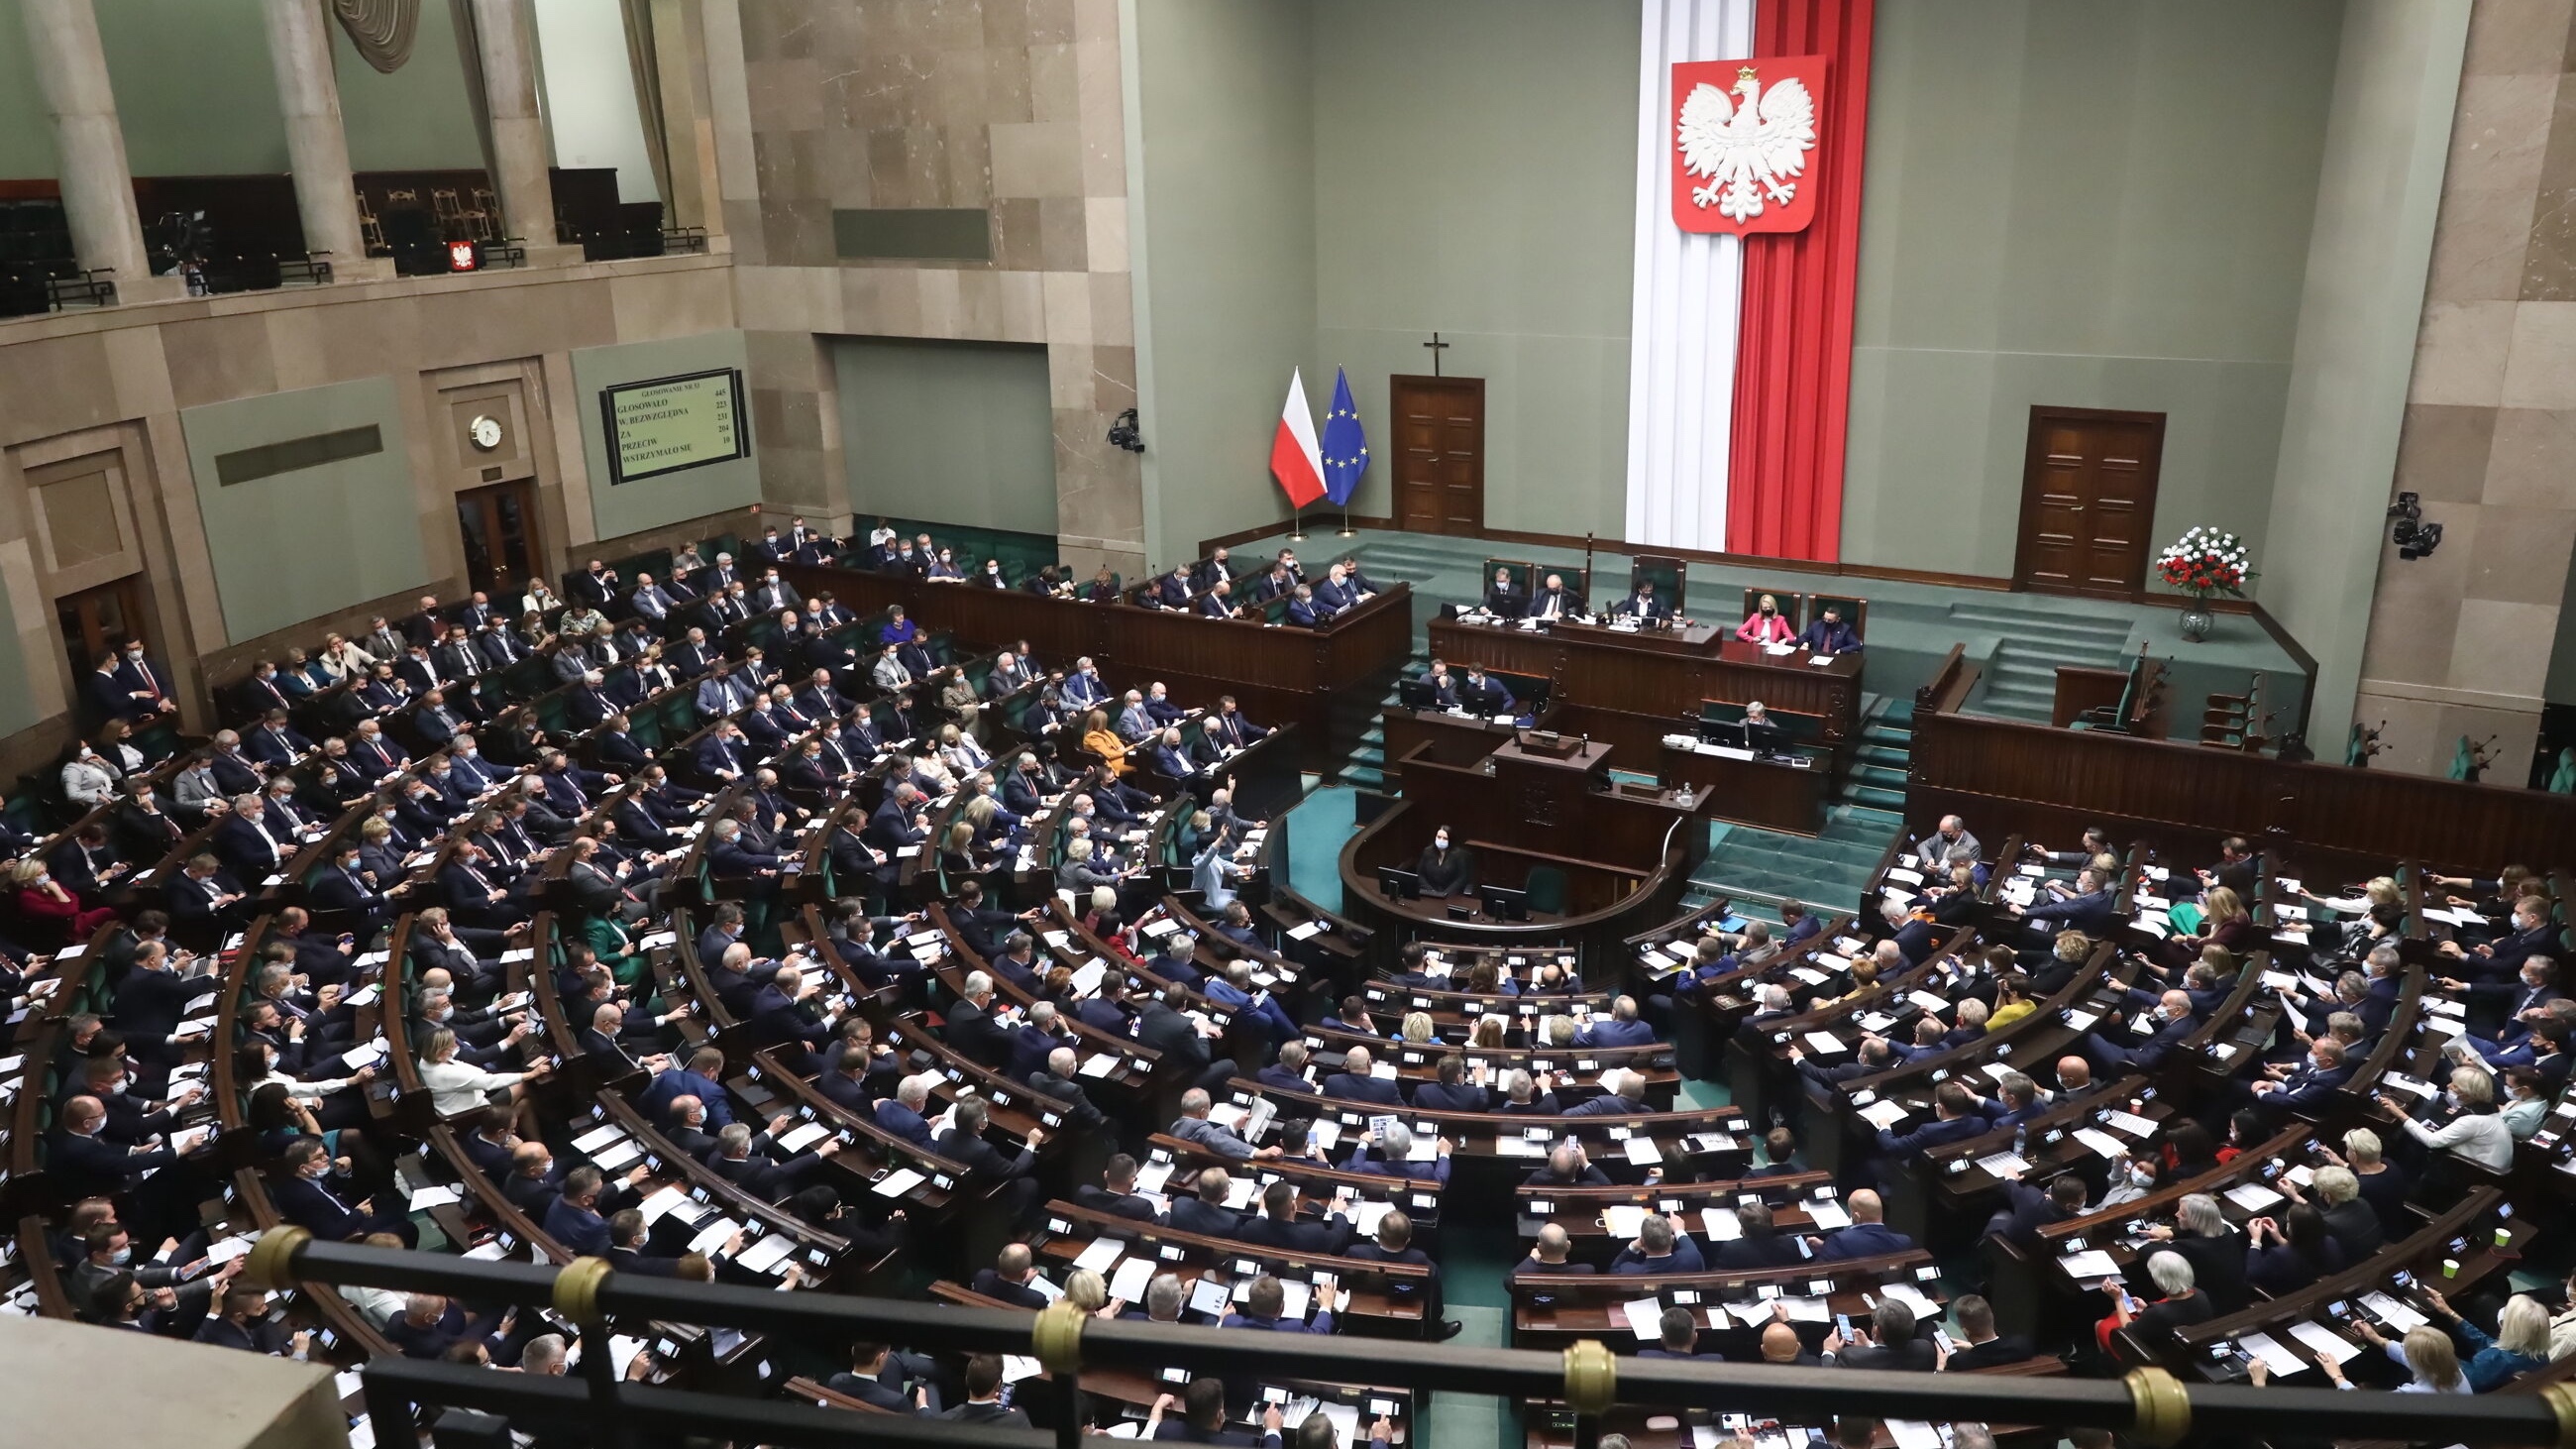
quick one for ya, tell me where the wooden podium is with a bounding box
[1340,725,1705,965]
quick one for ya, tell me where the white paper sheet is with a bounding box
[1108,1257,1157,1302]
[1621,1297,1665,1340]
[2288,1320,2363,1364]
[2237,1331,2308,1376]
[2225,1183,2286,1214]
[2058,1249,2122,1281]
[2074,1128,2130,1160]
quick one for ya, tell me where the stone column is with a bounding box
[259,0,381,279]
[16,0,180,300]
[470,0,576,260]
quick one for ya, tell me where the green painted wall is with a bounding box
[832,337,1058,537]
[1127,0,1634,557]
[572,330,761,542]
[333,0,484,174]
[1309,0,1637,541]
[2259,0,2466,735]
[0,0,482,181]
[1842,0,2344,583]
[0,565,37,737]
[1127,0,1316,564]
[0,0,59,176]
[97,0,290,175]
[180,376,429,644]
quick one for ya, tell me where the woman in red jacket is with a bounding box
[14,857,114,943]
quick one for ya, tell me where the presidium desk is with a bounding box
[1424,614,1862,836]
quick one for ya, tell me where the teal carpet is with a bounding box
[1280,784,1356,914]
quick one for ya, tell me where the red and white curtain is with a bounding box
[1623,0,1875,561]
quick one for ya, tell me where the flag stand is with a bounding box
[1337,509,1354,538]
[1288,507,1306,542]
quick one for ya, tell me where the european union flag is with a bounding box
[1319,367,1368,506]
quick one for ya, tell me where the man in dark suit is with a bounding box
[1560,1068,1647,1117]
[1456,665,1515,718]
[1481,567,1526,618]
[938,1356,1031,1427]
[1313,562,1364,613]
[1638,1305,1723,1363]
[538,1160,644,1253]
[1615,579,1670,621]
[1799,606,1863,656]
[933,1097,1041,1223]
[1609,1213,1704,1274]
[1285,585,1327,628]
[2083,989,2198,1072]
[1822,1300,1933,1370]
[1573,997,1656,1049]
[1167,1166,1245,1237]
[742,965,835,1052]
[1073,1155,1165,1224]
[1410,1053,1489,1112]
[1322,1045,1405,1105]
[1713,1202,1807,1270]
[1810,1188,1916,1261]
[1985,1173,2090,1250]
[827,1342,940,1414]
[2249,1037,2357,1119]
[112,640,181,720]
[1526,572,1580,622]
[1944,1293,2036,1370]
[1024,1046,1107,1132]
[1872,1082,1995,1163]
[873,1075,938,1151]
[1136,983,1225,1091]
[702,1120,838,1202]
[2442,898,2561,978]
[1512,1223,1594,1278]
[2017,865,2116,940]
[1241,1179,1354,1255]
[270,1139,417,1245]
[1253,1039,1319,1095]
[944,972,1016,1069]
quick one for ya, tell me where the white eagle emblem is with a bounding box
[1676,65,1817,222]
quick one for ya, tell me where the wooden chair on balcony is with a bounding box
[2200,672,2268,751]
[431,188,471,240]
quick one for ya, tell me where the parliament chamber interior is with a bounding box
[5,2,2576,1448]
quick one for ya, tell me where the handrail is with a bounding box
[241,1231,2576,1449]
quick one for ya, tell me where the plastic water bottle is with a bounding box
[2013,1123,2029,1160]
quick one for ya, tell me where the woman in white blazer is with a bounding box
[416,1025,550,1130]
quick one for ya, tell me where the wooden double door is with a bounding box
[1391,375,1484,535]
[455,479,541,599]
[2012,406,2166,597]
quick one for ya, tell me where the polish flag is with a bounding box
[1268,368,1327,507]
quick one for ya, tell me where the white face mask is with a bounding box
[1435,835,1450,849]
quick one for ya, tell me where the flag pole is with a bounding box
[1338,506,1354,539]
[1289,506,1306,542]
